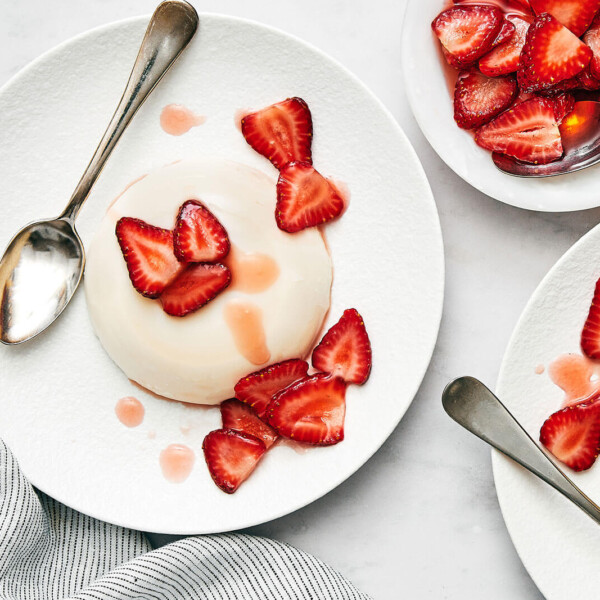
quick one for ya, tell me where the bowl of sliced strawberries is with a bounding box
[402,0,600,211]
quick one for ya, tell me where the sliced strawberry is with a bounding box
[234,359,309,418]
[581,278,600,359]
[584,15,600,79]
[551,93,576,123]
[479,16,530,76]
[159,263,230,317]
[453,0,533,17]
[442,46,473,69]
[115,217,183,299]
[240,97,312,170]
[266,374,347,446]
[453,71,518,130]
[173,200,230,263]
[492,19,517,48]
[518,13,592,93]
[220,399,278,449]
[312,309,372,385]
[578,66,600,89]
[275,162,344,233]
[529,0,600,36]
[540,401,600,471]
[475,97,563,164]
[432,5,503,64]
[202,429,266,494]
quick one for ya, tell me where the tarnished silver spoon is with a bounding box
[442,376,600,524]
[493,100,600,178]
[0,0,198,345]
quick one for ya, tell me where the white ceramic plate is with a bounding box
[494,223,600,599]
[402,0,600,212]
[0,13,444,534]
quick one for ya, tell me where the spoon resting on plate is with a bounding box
[442,376,600,525]
[493,101,600,177]
[0,0,198,345]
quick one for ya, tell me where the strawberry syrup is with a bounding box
[115,396,145,428]
[224,245,280,294]
[223,300,271,365]
[548,353,600,407]
[159,444,195,483]
[160,104,206,136]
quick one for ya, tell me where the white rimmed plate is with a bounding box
[494,223,600,599]
[402,0,600,212]
[0,13,444,533]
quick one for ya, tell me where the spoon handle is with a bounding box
[60,1,198,222]
[442,376,600,525]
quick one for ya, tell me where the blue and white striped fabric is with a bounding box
[0,439,369,599]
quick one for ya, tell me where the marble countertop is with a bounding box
[4,1,599,598]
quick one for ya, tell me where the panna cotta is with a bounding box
[84,158,332,405]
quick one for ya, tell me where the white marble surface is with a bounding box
[3,1,599,598]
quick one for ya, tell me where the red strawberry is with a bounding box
[241,97,313,170]
[266,374,347,446]
[115,217,183,298]
[479,16,530,76]
[159,263,231,317]
[529,0,600,36]
[275,162,344,233]
[432,5,503,64]
[203,429,266,494]
[551,93,576,123]
[220,399,278,449]
[173,200,230,263]
[578,67,600,89]
[234,359,309,418]
[312,309,372,385]
[581,278,600,359]
[584,15,600,79]
[518,13,592,93]
[540,400,600,471]
[453,71,518,130]
[475,97,563,164]
[442,46,473,69]
[492,19,517,48]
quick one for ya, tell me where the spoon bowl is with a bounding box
[493,100,600,177]
[0,219,83,344]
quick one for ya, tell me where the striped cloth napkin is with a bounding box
[0,439,369,599]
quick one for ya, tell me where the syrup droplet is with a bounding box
[160,104,205,136]
[225,244,280,293]
[159,444,195,483]
[115,396,145,428]
[548,353,600,406]
[223,300,271,365]
[535,364,545,375]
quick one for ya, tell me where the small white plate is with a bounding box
[402,0,600,212]
[0,14,444,533]
[494,223,600,600]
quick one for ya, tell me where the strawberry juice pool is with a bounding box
[84,157,332,405]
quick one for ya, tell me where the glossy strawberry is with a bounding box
[518,13,592,93]
[115,217,182,298]
[529,0,600,36]
[173,200,230,263]
[475,97,563,164]
[203,429,266,493]
[432,5,503,64]
[584,15,600,80]
[491,19,517,47]
[266,374,347,446]
[551,93,576,124]
[241,97,313,169]
[312,309,372,385]
[540,400,600,471]
[479,16,530,76]
[159,263,230,317]
[220,398,278,449]
[234,359,309,418]
[276,162,344,233]
[453,70,518,129]
[581,278,600,359]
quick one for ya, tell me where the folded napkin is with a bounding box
[0,439,368,599]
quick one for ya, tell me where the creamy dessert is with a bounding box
[85,157,332,405]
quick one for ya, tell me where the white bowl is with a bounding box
[402,0,600,212]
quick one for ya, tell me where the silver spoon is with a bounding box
[493,100,600,177]
[0,1,198,345]
[442,376,600,524]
